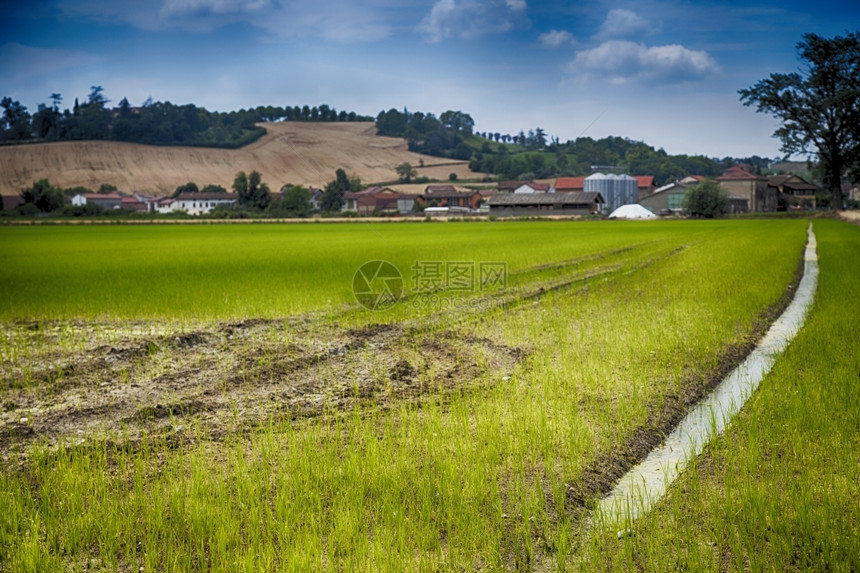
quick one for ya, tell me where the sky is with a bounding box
[1,0,857,159]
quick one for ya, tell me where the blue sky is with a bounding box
[1,0,856,158]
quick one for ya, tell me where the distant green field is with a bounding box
[0,220,803,320]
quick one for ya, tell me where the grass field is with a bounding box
[1,218,837,571]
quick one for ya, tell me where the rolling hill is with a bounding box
[0,122,484,197]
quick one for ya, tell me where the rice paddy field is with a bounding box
[0,218,856,571]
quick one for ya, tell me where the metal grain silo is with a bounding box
[585,173,638,213]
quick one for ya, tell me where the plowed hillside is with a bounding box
[0,122,482,197]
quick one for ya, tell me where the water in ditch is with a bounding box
[596,223,819,527]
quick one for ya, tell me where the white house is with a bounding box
[70,192,123,209]
[168,192,238,215]
[309,188,324,211]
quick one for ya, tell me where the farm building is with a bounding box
[639,181,689,214]
[717,166,775,212]
[767,174,819,210]
[641,180,749,214]
[486,191,603,216]
[584,174,638,214]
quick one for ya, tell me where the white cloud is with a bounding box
[539,29,574,47]
[566,41,719,85]
[418,0,530,42]
[597,9,652,40]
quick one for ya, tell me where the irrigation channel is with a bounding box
[595,223,819,528]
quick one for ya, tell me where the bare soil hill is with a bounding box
[0,122,486,197]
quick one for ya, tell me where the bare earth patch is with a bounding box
[0,318,523,463]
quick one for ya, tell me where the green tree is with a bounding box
[32,103,59,139]
[395,162,417,182]
[20,179,65,213]
[739,32,860,210]
[233,170,271,210]
[173,182,199,197]
[682,180,730,218]
[0,97,31,141]
[275,186,312,217]
[200,184,227,194]
[440,110,475,135]
[320,168,354,212]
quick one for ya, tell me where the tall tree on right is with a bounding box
[739,32,860,210]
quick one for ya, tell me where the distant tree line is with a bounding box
[467,135,759,185]
[256,104,373,123]
[376,108,475,159]
[0,87,373,148]
[375,107,773,186]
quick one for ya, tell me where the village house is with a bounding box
[343,187,398,214]
[167,192,237,215]
[120,196,148,212]
[309,188,324,211]
[486,191,604,217]
[767,174,820,210]
[477,188,498,202]
[717,166,775,212]
[421,185,482,210]
[513,182,553,194]
[71,192,124,210]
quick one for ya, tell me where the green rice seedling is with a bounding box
[0,219,813,571]
[577,219,860,571]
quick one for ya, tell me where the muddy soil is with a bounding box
[0,318,523,463]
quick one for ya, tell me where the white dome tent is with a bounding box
[608,204,658,220]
